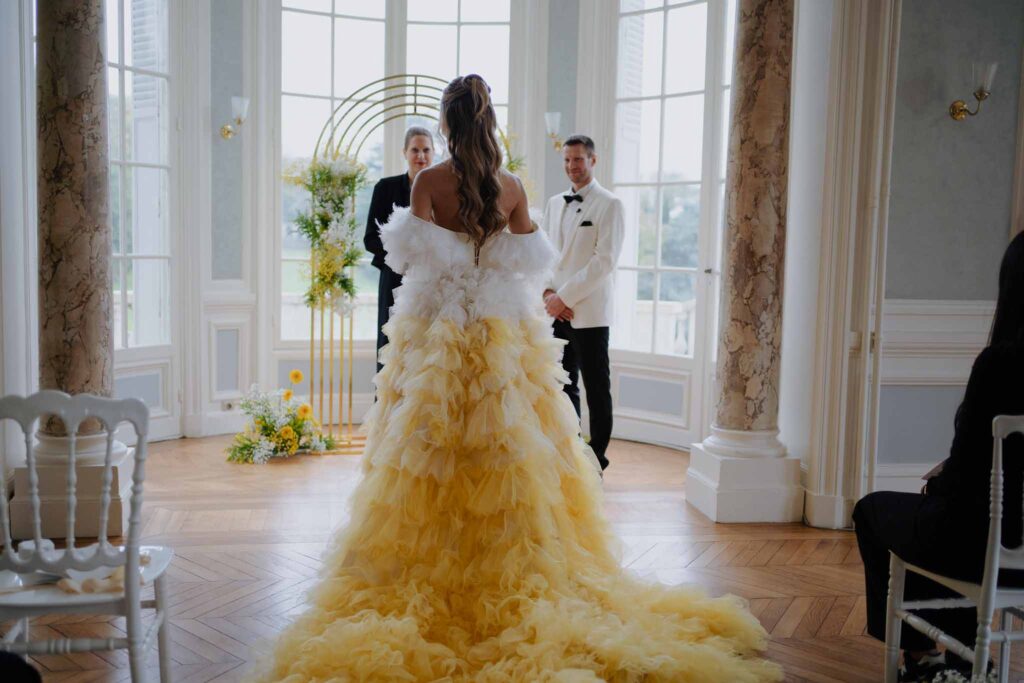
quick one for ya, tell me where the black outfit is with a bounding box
[854,344,1024,660]
[364,173,411,373]
[553,319,612,470]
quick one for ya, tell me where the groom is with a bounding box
[542,135,625,471]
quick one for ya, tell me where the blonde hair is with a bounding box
[403,126,433,150]
[440,75,505,248]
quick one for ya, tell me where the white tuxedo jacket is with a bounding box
[542,180,625,329]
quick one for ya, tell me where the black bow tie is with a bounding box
[563,193,583,204]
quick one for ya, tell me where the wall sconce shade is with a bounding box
[221,95,250,140]
[950,61,998,122]
[544,111,564,150]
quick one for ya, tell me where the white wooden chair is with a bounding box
[0,391,173,682]
[885,414,1024,683]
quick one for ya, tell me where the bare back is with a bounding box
[410,161,534,236]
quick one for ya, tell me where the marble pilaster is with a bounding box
[687,0,804,523]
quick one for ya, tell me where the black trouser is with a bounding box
[375,266,402,374]
[553,320,612,469]
[853,490,989,659]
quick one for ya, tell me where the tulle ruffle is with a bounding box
[260,308,782,682]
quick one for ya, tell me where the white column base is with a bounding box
[687,427,804,523]
[10,445,135,540]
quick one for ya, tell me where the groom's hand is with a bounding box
[544,292,573,321]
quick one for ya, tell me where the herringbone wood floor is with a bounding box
[9,436,1023,682]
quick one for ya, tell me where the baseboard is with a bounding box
[183,394,375,438]
[803,490,854,529]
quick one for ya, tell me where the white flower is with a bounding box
[252,437,275,464]
[309,436,326,452]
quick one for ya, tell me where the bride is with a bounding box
[262,75,780,682]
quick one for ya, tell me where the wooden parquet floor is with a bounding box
[10,436,1024,682]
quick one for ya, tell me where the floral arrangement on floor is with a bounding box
[226,369,336,464]
[284,155,368,312]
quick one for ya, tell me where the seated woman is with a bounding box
[854,230,1024,682]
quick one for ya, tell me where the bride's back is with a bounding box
[412,162,530,236]
[410,74,533,238]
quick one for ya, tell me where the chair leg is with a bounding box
[998,609,1011,683]
[19,617,29,643]
[885,553,906,683]
[974,605,994,683]
[155,574,172,683]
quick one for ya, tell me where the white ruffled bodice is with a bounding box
[379,207,559,324]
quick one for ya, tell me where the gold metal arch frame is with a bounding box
[307,75,447,455]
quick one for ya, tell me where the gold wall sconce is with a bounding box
[545,111,564,150]
[220,96,250,139]
[950,62,998,121]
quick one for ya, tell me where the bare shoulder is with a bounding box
[502,170,533,235]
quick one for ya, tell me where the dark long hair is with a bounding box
[989,231,1024,346]
[439,74,505,247]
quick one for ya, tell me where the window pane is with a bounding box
[620,0,663,11]
[408,0,458,22]
[407,24,457,82]
[661,184,700,267]
[125,0,168,73]
[655,272,695,356]
[334,17,385,98]
[127,259,171,347]
[281,297,312,341]
[617,11,663,99]
[618,186,657,267]
[110,165,122,253]
[352,302,377,340]
[107,66,121,160]
[459,25,510,103]
[281,95,332,161]
[612,270,654,352]
[353,112,385,179]
[334,0,384,19]
[665,2,707,94]
[105,0,120,64]
[724,0,737,87]
[282,0,330,11]
[282,11,332,95]
[126,72,169,165]
[282,260,309,295]
[113,259,124,350]
[282,185,312,256]
[126,166,170,256]
[661,95,703,182]
[494,105,508,134]
[460,0,510,22]
[614,99,660,183]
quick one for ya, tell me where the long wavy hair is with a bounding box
[440,74,505,247]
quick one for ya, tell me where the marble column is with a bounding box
[13,0,132,539]
[687,0,804,523]
[37,0,113,428]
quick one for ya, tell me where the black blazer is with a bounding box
[927,343,1024,547]
[364,173,411,271]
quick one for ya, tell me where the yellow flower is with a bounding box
[289,369,304,385]
[297,403,313,420]
[282,389,294,402]
[279,425,295,440]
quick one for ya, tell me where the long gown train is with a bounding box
[261,208,782,682]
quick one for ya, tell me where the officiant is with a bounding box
[364,126,435,372]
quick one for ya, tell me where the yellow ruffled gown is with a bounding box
[262,208,782,682]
